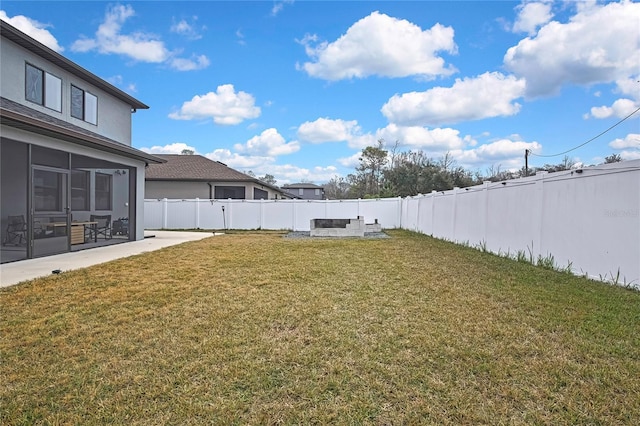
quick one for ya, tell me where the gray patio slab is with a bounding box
[0,231,217,288]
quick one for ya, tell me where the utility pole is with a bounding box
[524,149,529,177]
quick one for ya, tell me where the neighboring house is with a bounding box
[0,21,164,264]
[145,154,293,200]
[281,183,325,200]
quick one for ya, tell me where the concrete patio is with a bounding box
[0,231,217,288]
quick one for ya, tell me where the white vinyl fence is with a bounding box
[145,160,640,286]
[144,197,402,232]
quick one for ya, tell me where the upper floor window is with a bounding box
[71,85,98,125]
[25,63,62,112]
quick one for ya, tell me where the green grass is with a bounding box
[2,230,639,425]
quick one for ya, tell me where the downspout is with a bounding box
[207,182,213,199]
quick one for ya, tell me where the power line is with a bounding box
[528,105,640,158]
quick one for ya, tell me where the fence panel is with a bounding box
[484,181,539,255]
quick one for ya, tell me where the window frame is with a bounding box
[25,63,62,112]
[70,84,98,125]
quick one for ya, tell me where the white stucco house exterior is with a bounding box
[0,20,164,263]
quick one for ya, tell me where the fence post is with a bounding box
[227,199,232,230]
[482,181,491,247]
[431,190,437,236]
[195,198,200,229]
[533,172,547,259]
[452,187,460,241]
[292,200,297,231]
[162,198,168,230]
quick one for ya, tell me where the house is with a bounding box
[0,21,164,264]
[281,182,325,200]
[145,154,293,200]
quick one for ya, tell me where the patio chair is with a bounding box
[89,214,112,240]
[3,215,27,246]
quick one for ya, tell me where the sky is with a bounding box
[1,0,639,185]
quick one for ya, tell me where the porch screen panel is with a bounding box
[34,169,62,212]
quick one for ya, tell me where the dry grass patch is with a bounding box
[1,230,639,424]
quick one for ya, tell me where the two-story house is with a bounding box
[281,183,325,200]
[0,21,164,263]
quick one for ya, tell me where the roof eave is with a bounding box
[1,21,149,110]
[1,107,165,164]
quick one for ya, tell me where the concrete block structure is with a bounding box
[310,216,365,237]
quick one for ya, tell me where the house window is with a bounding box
[214,186,245,199]
[254,188,268,199]
[298,188,304,196]
[25,63,62,112]
[315,188,320,196]
[71,85,98,125]
[95,173,112,210]
[71,170,89,211]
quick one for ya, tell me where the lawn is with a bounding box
[1,230,639,425]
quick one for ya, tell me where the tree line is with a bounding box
[323,140,624,199]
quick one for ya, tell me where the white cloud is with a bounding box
[271,0,294,17]
[71,4,169,62]
[451,138,542,169]
[297,118,361,143]
[298,11,457,81]
[169,84,261,125]
[504,1,640,97]
[0,11,64,52]
[71,4,209,71]
[140,142,198,154]
[205,149,273,169]
[615,76,640,99]
[203,150,337,185]
[337,153,362,168]
[375,124,473,151]
[587,98,638,119]
[260,164,337,185]
[170,17,204,40]
[619,150,640,160]
[168,54,210,71]
[609,133,640,150]
[512,2,553,35]
[234,128,300,156]
[381,72,526,126]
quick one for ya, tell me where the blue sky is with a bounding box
[2,1,639,185]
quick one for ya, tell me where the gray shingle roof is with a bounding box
[0,97,164,164]
[145,154,260,181]
[282,182,323,189]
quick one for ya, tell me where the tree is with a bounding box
[323,176,351,199]
[604,153,622,163]
[181,149,194,155]
[355,140,388,197]
[258,174,277,185]
[538,155,575,173]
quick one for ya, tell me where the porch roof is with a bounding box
[0,97,165,165]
